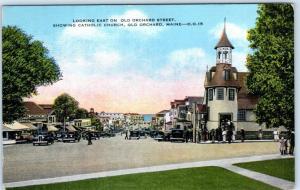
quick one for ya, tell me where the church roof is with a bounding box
[214,28,234,49]
[237,72,259,109]
[204,63,240,88]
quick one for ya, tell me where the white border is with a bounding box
[0,1,298,190]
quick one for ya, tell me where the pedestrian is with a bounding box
[222,129,227,143]
[273,130,279,142]
[258,129,263,140]
[284,138,288,155]
[211,129,215,143]
[279,137,285,155]
[198,129,201,143]
[227,130,233,144]
[185,128,189,143]
[241,129,245,142]
[289,131,295,155]
[217,127,222,142]
[125,130,128,140]
[87,131,92,145]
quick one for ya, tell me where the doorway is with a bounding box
[219,113,232,128]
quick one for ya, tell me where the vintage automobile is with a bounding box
[139,130,147,139]
[100,131,115,138]
[33,134,54,146]
[56,132,64,142]
[129,130,140,140]
[170,129,185,142]
[149,130,158,138]
[83,131,101,140]
[63,132,81,143]
[154,131,165,141]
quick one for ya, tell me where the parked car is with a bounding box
[129,130,140,140]
[63,132,81,143]
[154,131,165,141]
[170,129,185,142]
[150,130,158,138]
[139,130,147,139]
[33,134,54,146]
[100,131,113,138]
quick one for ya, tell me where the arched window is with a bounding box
[224,51,228,59]
[224,70,230,80]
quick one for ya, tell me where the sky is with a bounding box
[3,4,258,114]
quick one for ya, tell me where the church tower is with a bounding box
[203,19,240,131]
[215,19,234,64]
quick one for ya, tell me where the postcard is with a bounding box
[2,3,294,190]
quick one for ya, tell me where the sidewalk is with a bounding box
[225,164,295,190]
[5,154,294,189]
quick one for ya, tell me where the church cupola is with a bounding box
[215,18,234,64]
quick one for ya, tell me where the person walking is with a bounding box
[284,138,288,155]
[222,129,227,143]
[185,128,189,143]
[87,131,92,145]
[289,131,295,155]
[241,129,245,142]
[273,130,279,142]
[227,129,233,144]
[125,129,128,140]
[279,137,285,155]
[211,129,215,143]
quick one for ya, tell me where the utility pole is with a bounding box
[192,103,197,143]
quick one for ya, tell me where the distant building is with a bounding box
[124,113,143,125]
[21,101,56,124]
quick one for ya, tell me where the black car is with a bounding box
[100,131,114,138]
[154,131,165,141]
[150,130,158,138]
[129,130,140,140]
[33,134,54,146]
[63,132,81,143]
[170,129,185,142]
[139,130,147,139]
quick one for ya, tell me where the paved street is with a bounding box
[4,135,281,183]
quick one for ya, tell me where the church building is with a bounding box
[203,22,286,136]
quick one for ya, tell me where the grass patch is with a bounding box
[8,166,279,190]
[235,158,294,182]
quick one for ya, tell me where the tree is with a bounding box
[53,93,79,122]
[246,4,294,130]
[91,117,103,131]
[75,108,89,119]
[3,26,61,123]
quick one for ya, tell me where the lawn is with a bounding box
[235,158,294,182]
[8,166,279,190]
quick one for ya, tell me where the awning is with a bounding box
[66,125,77,132]
[2,126,15,132]
[47,125,59,132]
[3,121,30,131]
[21,122,38,130]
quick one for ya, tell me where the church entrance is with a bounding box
[219,113,232,128]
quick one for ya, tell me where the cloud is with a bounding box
[159,48,208,78]
[210,22,248,48]
[92,50,122,68]
[232,51,248,71]
[27,71,205,113]
[111,10,163,37]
